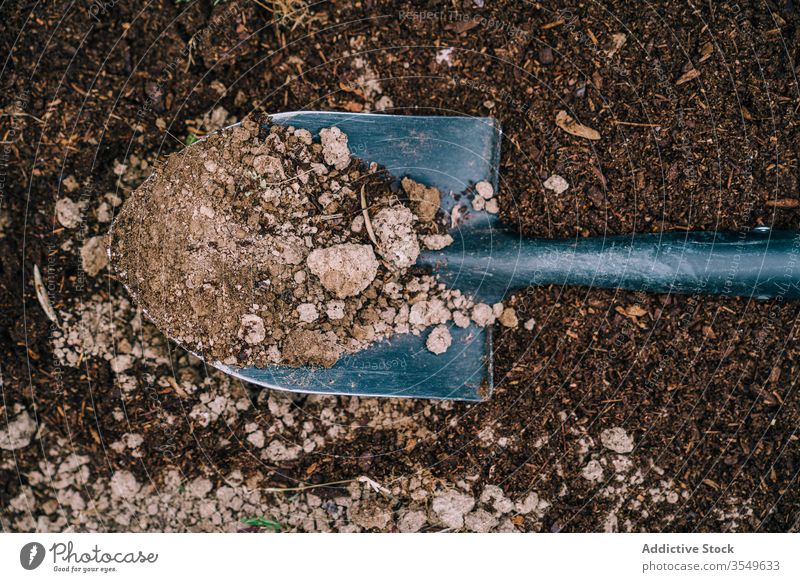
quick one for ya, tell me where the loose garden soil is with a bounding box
[1,0,799,532]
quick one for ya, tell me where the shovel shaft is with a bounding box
[431,228,800,301]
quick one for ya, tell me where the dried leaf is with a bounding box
[626,305,648,318]
[676,68,701,85]
[606,33,627,58]
[360,185,378,246]
[555,110,601,140]
[343,100,364,112]
[166,376,189,398]
[450,205,466,228]
[33,264,59,325]
[357,475,391,496]
[766,198,800,208]
[616,305,647,320]
[699,41,713,63]
[445,18,481,34]
[541,19,564,30]
[592,70,603,90]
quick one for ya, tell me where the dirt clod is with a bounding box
[600,427,635,454]
[373,206,420,269]
[55,198,82,228]
[432,490,476,529]
[543,174,569,194]
[426,324,453,355]
[319,126,351,170]
[498,307,518,328]
[475,181,494,200]
[0,408,36,451]
[307,244,379,299]
[80,235,108,277]
[282,329,341,367]
[402,176,441,222]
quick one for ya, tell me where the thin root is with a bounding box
[360,184,378,246]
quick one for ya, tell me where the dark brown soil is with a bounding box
[2,0,799,532]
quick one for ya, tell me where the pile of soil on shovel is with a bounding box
[111,117,508,368]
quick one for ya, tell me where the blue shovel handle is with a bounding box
[428,227,800,302]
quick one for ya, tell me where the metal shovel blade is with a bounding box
[215,112,502,401]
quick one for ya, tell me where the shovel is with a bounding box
[202,112,800,401]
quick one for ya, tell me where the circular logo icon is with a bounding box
[20,542,46,570]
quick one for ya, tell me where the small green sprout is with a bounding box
[241,516,282,531]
